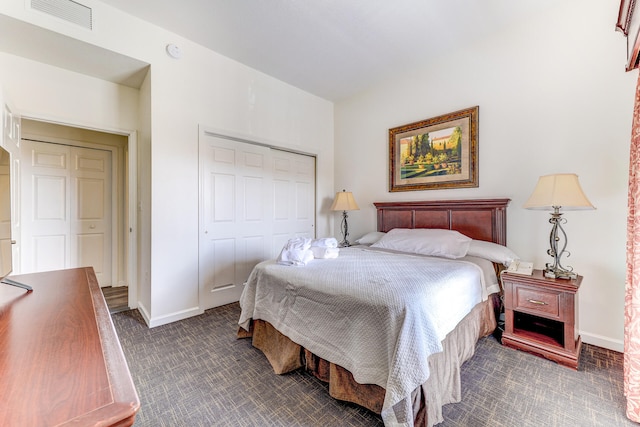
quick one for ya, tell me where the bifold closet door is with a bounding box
[199,132,315,310]
[271,149,315,256]
[20,140,113,285]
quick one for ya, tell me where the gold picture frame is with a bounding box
[389,106,479,192]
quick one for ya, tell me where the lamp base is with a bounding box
[543,208,578,281]
[338,210,351,248]
[543,267,577,280]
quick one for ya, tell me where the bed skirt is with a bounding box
[237,294,498,426]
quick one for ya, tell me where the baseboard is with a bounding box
[146,306,204,328]
[137,302,152,326]
[581,331,624,353]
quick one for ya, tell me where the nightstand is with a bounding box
[501,269,582,370]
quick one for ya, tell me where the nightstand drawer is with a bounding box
[514,286,560,318]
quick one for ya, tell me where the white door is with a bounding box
[271,150,315,257]
[72,147,113,285]
[0,149,10,275]
[199,132,316,310]
[200,135,273,309]
[1,100,21,275]
[21,140,113,285]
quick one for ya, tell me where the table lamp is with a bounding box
[523,173,595,279]
[330,190,359,247]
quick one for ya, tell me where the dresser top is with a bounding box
[0,267,139,426]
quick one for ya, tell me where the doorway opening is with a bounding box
[19,118,137,308]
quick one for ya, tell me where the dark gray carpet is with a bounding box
[111,303,634,427]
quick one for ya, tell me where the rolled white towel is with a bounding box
[311,246,340,259]
[277,248,314,265]
[311,237,338,248]
[286,237,312,250]
[276,237,314,266]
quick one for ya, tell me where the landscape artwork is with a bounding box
[389,106,478,191]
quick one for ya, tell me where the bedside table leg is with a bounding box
[504,308,514,335]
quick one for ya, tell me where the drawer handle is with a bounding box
[527,299,548,305]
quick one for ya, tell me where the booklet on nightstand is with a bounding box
[506,260,534,275]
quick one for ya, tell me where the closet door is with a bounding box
[20,140,113,285]
[71,147,113,285]
[21,141,70,273]
[199,135,272,309]
[271,150,315,258]
[199,132,315,310]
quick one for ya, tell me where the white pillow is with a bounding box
[467,239,519,266]
[371,228,471,259]
[355,231,386,245]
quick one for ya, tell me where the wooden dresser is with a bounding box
[0,267,140,426]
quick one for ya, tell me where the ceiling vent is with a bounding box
[31,0,93,30]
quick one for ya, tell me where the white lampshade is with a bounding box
[523,173,595,211]
[330,190,359,211]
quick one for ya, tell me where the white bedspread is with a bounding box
[238,246,492,427]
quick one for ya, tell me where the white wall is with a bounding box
[335,1,636,351]
[0,0,334,326]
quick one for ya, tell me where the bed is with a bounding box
[237,198,512,426]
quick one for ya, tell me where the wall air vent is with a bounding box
[31,0,93,30]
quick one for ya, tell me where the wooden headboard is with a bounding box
[374,199,510,245]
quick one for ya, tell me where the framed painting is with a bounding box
[389,106,478,192]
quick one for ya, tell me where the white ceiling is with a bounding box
[97,0,561,101]
[1,0,563,102]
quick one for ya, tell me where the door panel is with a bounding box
[271,150,315,258]
[22,142,70,272]
[200,136,272,309]
[211,238,235,292]
[34,235,66,271]
[77,233,104,270]
[34,175,66,220]
[77,178,105,218]
[21,140,112,285]
[71,148,112,285]
[199,132,316,310]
